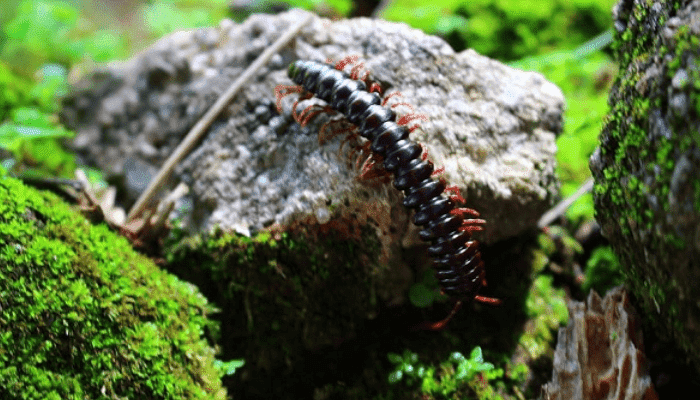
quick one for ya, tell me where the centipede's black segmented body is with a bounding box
[284,59,489,307]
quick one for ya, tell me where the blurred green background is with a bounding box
[0,0,616,225]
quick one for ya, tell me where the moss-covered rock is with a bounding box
[164,222,384,398]
[589,0,700,372]
[0,177,227,400]
[162,224,568,399]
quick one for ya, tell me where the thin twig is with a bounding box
[537,177,594,228]
[127,13,314,221]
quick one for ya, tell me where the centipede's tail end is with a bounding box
[412,294,502,331]
[474,295,502,305]
[412,300,463,331]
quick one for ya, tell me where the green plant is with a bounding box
[0,3,85,178]
[0,62,32,121]
[513,31,616,223]
[0,0,135,178]
[1,0,128,72]
[408,269,446,308]
[583,246,623,294]
[213,359,245,377]
[0,102,75,177]
[275,0,353,16]
[388,350,423,386]
[380,0,617,60]
[388,347,502,398]
[141,0,231,38]
[519,275,569,359]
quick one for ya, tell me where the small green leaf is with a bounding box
[469,346,484,363]
[388,370,402,384]
[214,359,245,377]
[387,352,402,364]
[408,283,435,308]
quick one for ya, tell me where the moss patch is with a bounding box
[590,0,700,371]
[164,221,383,398]
[0,177,226,400]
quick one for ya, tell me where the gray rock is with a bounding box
[63,10,564,244]
[589,0,700,373]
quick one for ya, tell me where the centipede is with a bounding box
[275,58,500,329]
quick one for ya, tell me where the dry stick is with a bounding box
[127,14,314,221]
[537,177,594,228]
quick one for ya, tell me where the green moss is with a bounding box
[583,246,624,296]
[595,2,700,252]
[164,218,382,397]
[519,275,568,360]
[0,177,227,400]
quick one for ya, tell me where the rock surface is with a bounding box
[542,287,658,400]
[589,0,700,371]
[63,9,564,245]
